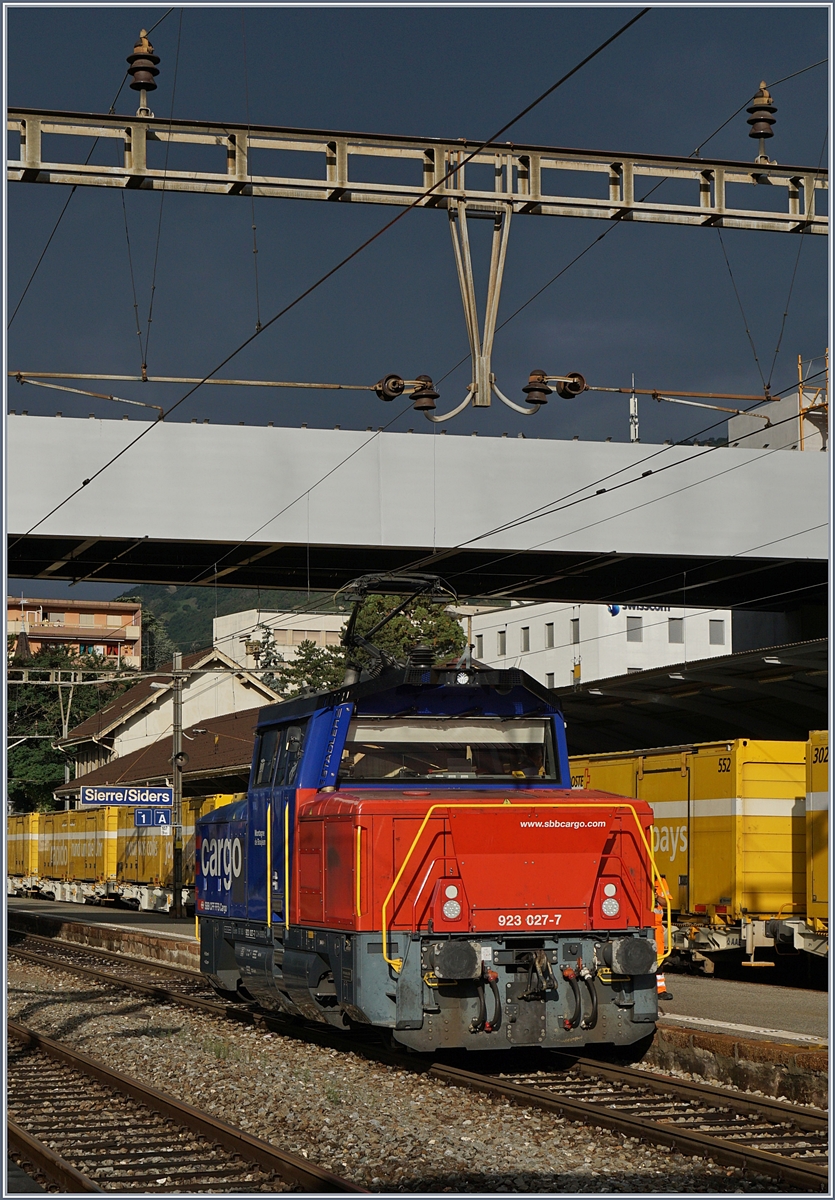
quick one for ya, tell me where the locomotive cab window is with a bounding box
[338,718,557,782]
[252,727,281,787]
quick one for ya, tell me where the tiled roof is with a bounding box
[55,705,261,795]
[60,647,278,745]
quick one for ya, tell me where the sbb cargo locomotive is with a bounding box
[196,657,663,1053]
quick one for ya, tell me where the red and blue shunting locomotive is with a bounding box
[196,655,663,1053]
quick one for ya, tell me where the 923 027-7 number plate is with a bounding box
[497,912,563,928]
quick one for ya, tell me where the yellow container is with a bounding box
[806,731,828,924]
[39,811,70,879]
[7,814,39,876]
[65,808,119,882]
[115,795,242,888]
[571,739,806,920]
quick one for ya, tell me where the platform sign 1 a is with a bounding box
[80,786,173,806]
[135,808,173,829]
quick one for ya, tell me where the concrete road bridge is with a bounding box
[6,414,828,610]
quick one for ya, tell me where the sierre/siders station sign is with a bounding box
[79,786,173,806]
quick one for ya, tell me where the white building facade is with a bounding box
[214,609,347,670]
[467,602,733,689]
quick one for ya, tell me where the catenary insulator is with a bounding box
[411,375,439,412]
[747,81,776,139]
[375,374,406,402]
[556,371,586,399]
[127,30,160,92]
[522,369,552,406]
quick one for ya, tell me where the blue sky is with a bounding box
[6,5,829,599]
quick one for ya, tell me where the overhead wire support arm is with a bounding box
[6,110,827,237]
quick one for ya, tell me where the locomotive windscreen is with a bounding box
[338,718,557,781]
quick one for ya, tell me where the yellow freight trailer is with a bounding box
[570,739,806,921]
[115,794,241,899]
[806,730,828,926]
[7,813,39,880]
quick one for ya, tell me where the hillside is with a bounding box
[114,584,340,652]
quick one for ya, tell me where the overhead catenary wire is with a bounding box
[766,129,829,389]
[396,374,825,578]
[165,377,825,608]
[715,228,767,391]
[6,7,177,331]
[10,7,651,546]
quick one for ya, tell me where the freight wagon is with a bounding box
[197,660,664,1054]
[7,795,242,912]
[569,736,828,962]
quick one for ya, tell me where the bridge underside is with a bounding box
[8,533,827,610]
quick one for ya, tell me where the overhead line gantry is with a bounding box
[7,94,828,420]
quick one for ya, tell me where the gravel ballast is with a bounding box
[7,960,800,1193]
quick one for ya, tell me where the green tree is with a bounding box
[7,646,137,812]
[255,596,467,699]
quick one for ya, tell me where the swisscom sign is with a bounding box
[79,786,173,806]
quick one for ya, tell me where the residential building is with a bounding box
[467,601,733,689]
[55,705,262,800]
[7,596,142,665]
[58,646,280,781]
[213,609,347,670]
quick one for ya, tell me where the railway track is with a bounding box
[9,931,829,1192]
[7,1020,366,1193]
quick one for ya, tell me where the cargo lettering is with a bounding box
[652,824,688,863]
[200,836,243,891]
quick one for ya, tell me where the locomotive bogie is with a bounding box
[199,916,659,1051]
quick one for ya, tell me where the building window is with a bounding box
[627,667,643,674]
[292,630,310,645]
[571,618,580,645]
[475,634,483,659]
[106,614,122,626]
[546,673,554,688]
[545,623,554,648]
[497,630,506,656]
[709,619,725,646]
[520,626,530,652]
[79,613,95,627]
[79,643,95,655]
[325,630,341,646]
[48,612,64,625]
[105,644,119,656]
[626,616,643,642]
[668,618,684,644]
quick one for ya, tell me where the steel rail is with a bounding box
[429,1064,828,1191]
[568,1055,827,1131]
[9,945,243,1019]
[10,934,828,1191]
[8,927,203,978]
[7,1020,368,1193]
[7,1119,104,1193]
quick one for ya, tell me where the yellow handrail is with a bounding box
[380,801,669,972]
[355,825,363,918]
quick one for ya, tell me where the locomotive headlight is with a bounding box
[603,883,617,897]
[445,884,459,899]
[442,899,462,920]
[601,897,620,917]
